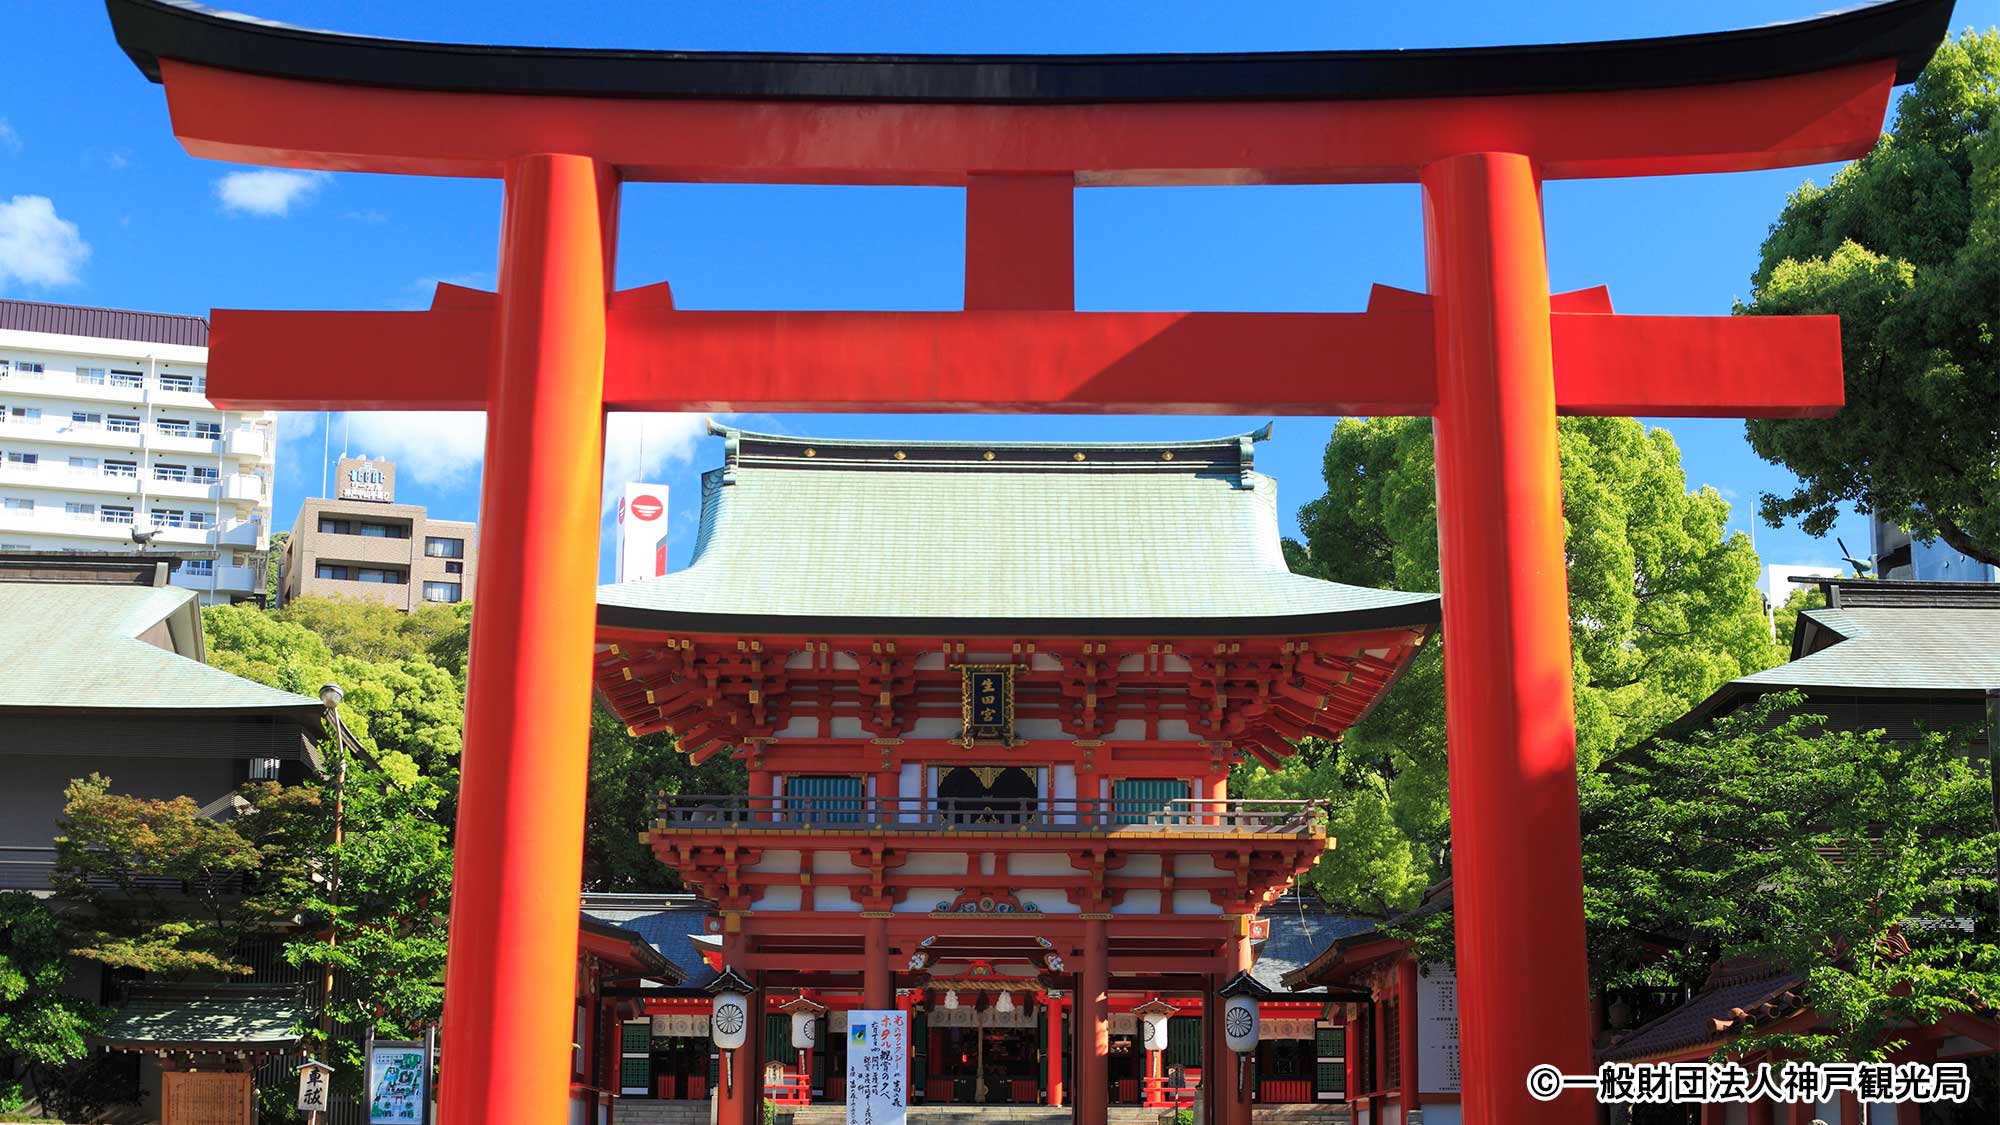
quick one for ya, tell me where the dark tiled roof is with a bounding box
[1598,959,1805,1062]
[1281,880,1452,990]
[581,895,718,989]
[0,297,208,347]
[1254,900,1380,993]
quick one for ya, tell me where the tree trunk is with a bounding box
[1929,511,2000,569]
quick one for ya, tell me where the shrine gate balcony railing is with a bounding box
[653,795,1325,836]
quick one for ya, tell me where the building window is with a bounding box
[191,466,218,482]
[193,421,221,440]
[101,506,134,524]
[443,560,463,575]
[5,361,44,375]
[421,581,462,603]
[248,757,282,781]
[70,411,103,428]
[154,464,189,483]
[185,512,212,530]
[160,373,203,394]
[151,509,186,528]
[107,415,140,434]
[177,558,214,576]
[317,517,351,535]
[75,366,107,385]
[65,502,95,518]
[69,456,97,472]
[4,451,37,465]
[109,370,144,389]
[5,405,41,421]
[316,564,350,581]
[156,419,191,438]
[104,460,137,478]
[423,536,464,559]
[359,522,410,539]
[354,567,406,585]
[2,498,33,511]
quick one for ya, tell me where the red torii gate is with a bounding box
[103,1,1951,1122]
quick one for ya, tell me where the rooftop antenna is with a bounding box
[321,411,330,497]
[1835,536,1873,577]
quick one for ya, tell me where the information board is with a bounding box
[367,1041,429,1124]
[1416,962,1462,1094]
[844,1009,908,1125]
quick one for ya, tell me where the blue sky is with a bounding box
[3,1,1982,585]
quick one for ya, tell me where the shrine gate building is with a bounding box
[592,427,1437,1118]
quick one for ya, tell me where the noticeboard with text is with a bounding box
[957,664,1017,747]
[367,1042,429,1125]
[845,1009,907,1125]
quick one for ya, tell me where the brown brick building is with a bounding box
[278,457,477,610]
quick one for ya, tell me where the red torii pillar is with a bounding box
[101,1,1951,1122]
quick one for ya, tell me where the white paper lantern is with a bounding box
[1135,998,1178,1055]
[782,995,826,1052]
[707,967,753,1051]
[1222,995,1260,1053]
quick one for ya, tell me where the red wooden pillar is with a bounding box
[1421,149,1593,1125]
[1748,1096,1776,1125]
[437,152,612,1125]
[1398,957,1421,1114]
[1077,918,1110,1125]
[749,769,774,822]
[1218,922,1255,1125]
[1045,996,1065,1107]
[863,915,892,1010]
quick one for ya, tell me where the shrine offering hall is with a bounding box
[592,428,1438,1116]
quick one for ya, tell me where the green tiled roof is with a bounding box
[1684,579,2000,724]
[98,984,302,1051]
[0,583,321,716]
[598,428,1439,636]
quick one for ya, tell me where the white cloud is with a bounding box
[0,119,19,152]
[335,410,709,510]
[602,414,709,512]
[0,195,89,288]
[216,169,328,216]
[343,412,488,485]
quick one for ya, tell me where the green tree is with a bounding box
[1584,694,1998,1060]
[1742,30,2000,566]
[264,530,289,604]
[1772,582,1828,652]
[585,701,746,891]
[270,596,472,676]
[1251,415,1777,914]
[50,776,271,977]
[0,892,100,1110]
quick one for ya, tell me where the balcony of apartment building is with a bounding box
[0,362,147,406]
[0,411,145,452]
[147,418,227,455]
[166,557,261,598]
[147,462,223,500]
[306,561,414,608]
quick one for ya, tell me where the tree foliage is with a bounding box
[0,892,100,1109]
[1583,694,1998,1061]
[1772,583,1828,653]
[584,701,745,891]
[1742,30,2000,566]
[1247,415,1777,914]
[51,776,272,977]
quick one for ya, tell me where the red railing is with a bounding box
[1258,1078,1313,1103]
[657,795,1326,835]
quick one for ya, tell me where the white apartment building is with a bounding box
[0,299,276,604]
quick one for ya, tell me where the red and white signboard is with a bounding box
[616,483,669,583]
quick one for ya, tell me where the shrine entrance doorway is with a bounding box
[937,766,1037,825]
[932,1022,1043,1105]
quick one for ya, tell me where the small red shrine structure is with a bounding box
[594,427,1433,1121]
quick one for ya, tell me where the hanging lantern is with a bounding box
[943,989,960,1010]
[1134,997,1178,1055]
[706,966,754,1051]
[1216,971,1271,1098]
[780,994,827,1052]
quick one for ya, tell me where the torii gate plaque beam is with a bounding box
[103,2,1953,1123]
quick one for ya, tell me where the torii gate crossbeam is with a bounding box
[103,2,1953,1123]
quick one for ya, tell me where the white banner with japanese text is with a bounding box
[845,1010,908,1125]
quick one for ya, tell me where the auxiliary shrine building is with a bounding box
[592,428,1438,1117]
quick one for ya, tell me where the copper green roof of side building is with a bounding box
[0,582,321,716]
[97,984,304,1051]
[598,428,1439,637]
